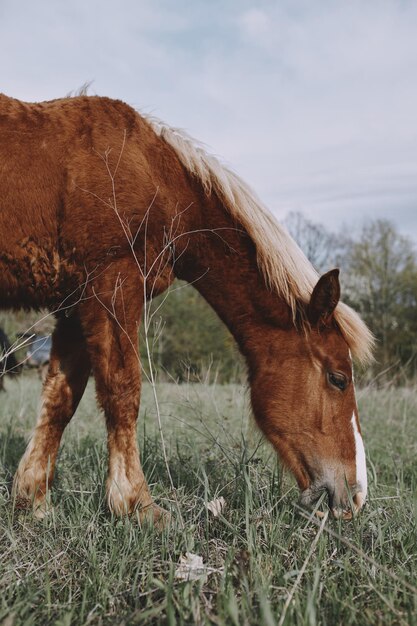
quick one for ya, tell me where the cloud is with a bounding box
[1,0,416,239]
[238,8,271,41]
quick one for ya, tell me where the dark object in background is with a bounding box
[0,327,19,391]
[22,334,52,379]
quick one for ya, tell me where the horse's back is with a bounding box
[0,93,153,234]
[0,94,172,308]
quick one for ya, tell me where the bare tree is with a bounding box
[283,211,339,272]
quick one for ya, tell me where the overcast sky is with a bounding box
[1,0,417,240]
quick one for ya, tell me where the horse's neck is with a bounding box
[171,191,293,357]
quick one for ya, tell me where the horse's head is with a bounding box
[251,269,368,519]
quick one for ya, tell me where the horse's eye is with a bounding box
[328,372,348,391]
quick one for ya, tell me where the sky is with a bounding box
[1,0,417,240]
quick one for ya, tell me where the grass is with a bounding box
[0,374,416,625]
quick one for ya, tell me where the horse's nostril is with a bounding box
[299,485,327,516]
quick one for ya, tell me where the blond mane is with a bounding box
[145,116,374,364]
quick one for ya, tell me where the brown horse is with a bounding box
[0,93,373,523]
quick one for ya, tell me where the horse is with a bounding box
[0,326,19,391]
[0,93,374,523]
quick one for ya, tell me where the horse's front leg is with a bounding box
[13,314,91,517]
[80,295,168,527]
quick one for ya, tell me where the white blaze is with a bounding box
[351,412,368,506]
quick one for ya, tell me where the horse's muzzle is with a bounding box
[299,480,366,520]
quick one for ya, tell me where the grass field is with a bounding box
[0,375,416,625]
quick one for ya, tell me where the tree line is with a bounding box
[1,214,416,384]
[285,214,417,382]
[142,214,417,383]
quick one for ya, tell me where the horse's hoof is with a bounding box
[137,503,171,530]
[12,494,53,520]
[33,500,53,520]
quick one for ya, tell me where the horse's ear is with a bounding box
[308,269,340,326]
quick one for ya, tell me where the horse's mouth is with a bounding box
[299,481,365,520]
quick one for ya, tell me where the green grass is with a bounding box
[0,374,416,625]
